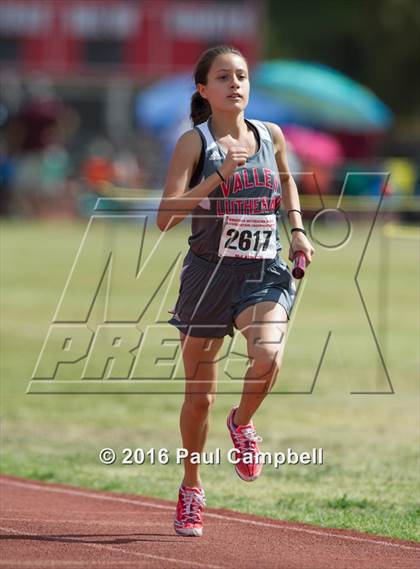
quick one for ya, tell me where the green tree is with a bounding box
[266,0,420,118]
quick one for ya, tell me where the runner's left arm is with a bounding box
[265,122,315,264]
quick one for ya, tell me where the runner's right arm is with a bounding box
[157,130,247,231]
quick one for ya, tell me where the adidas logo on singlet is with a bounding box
[209,150,221,160]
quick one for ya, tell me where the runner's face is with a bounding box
[198,54,250,113]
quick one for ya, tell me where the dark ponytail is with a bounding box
[190,91,212,127]
[190,45,246,127]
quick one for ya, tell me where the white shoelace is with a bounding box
[180,489,206,523]
[233,426,263,454]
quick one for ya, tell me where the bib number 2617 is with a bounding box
[218,214,277,259]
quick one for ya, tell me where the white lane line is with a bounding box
[0,525,221,569]
[206,512,420,552]
[2,478,419,553]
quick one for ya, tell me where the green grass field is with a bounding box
[1,216,419,541]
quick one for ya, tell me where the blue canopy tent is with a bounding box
[252,60,393,132]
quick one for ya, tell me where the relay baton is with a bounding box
[292,251,307,279]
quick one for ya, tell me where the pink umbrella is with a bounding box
[283,125,344,166]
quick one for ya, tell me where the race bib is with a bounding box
[218,214,277,259]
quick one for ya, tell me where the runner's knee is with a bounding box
[249,348,282,379]
[184,393,216,416]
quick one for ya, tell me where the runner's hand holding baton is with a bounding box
[288,210,312,279]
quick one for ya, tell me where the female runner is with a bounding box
[157,45,314,537]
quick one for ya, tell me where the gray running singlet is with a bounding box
[188,116,284,265]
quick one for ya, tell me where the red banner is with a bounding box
[0,0,263,78]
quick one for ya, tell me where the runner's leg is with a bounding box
[179,332,224,487]
[233,301,288,426]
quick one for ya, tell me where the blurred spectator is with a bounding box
[113,150,146,189]
[0,139,15,216]
[384,158,417,196]
[2,77,80,218]
[81,137,115,190]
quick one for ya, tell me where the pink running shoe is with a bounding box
[174,485,206,537]
[227,406,263,482]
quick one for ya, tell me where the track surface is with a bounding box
[0,475,419,568]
